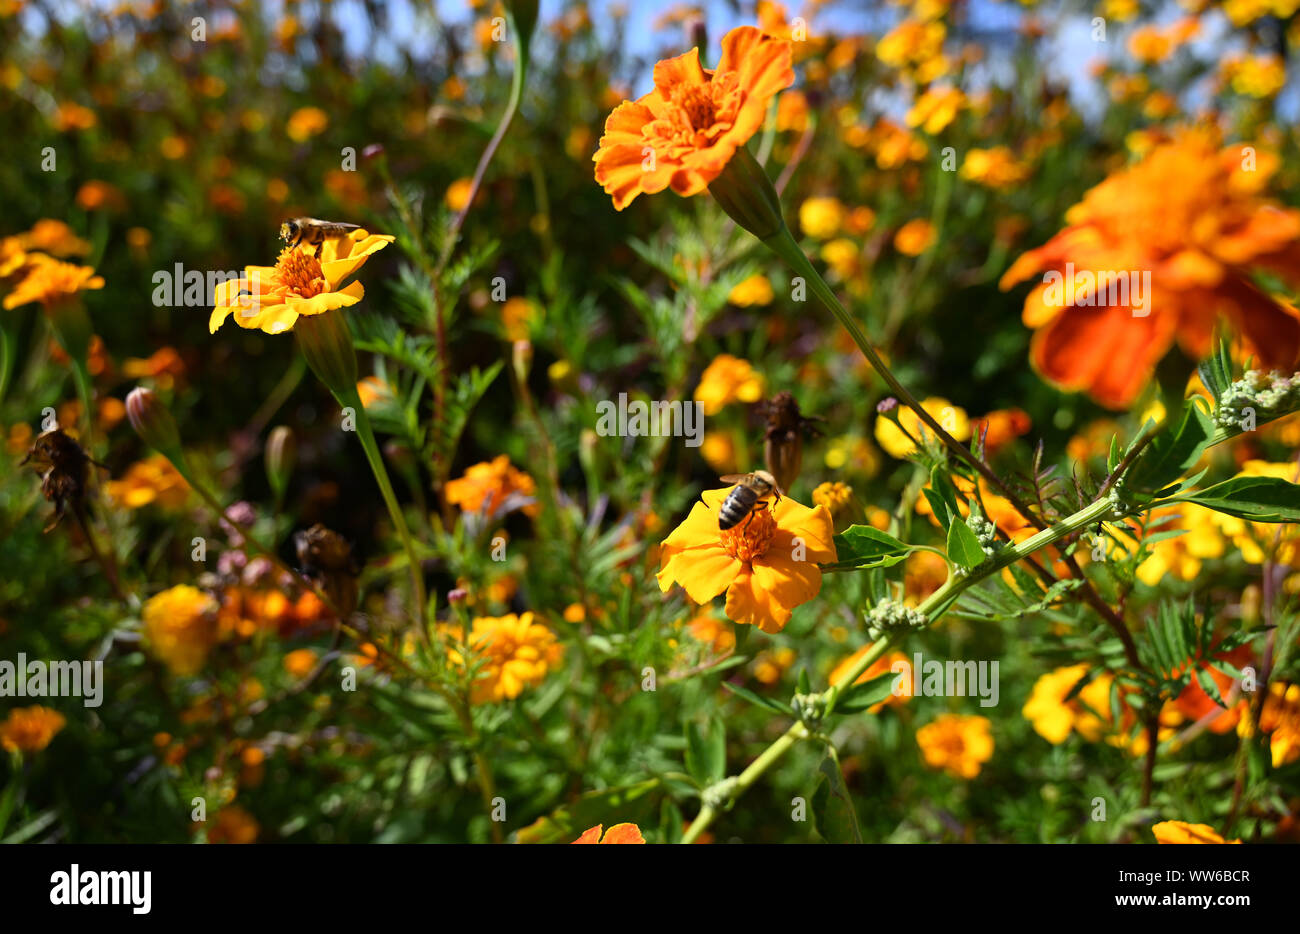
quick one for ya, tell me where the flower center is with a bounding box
[672,82,719,131]
[274,247,327,298]
[719,506,776,561]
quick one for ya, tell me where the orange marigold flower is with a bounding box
[1151,820,1241,844]
[1000,128,1300,409]
[572,822,646,844]
[916,713,993,779]
[2,255,103,310]
[286,106,328,142]
[657,486,835,633]
[13,219,91,257]
[893,218,935,256]
[444,454,539,518]
[0,705,66,753]
[209,230,394,335]
[441,612,563,705]
[593,26,794,210]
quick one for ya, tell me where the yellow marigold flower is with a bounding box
[143,585,219,676]
[776,89,809,132]
[657,485,835,633]
[445,176,475,213]
[285,105,328,142]
[960,146,1030,189]
[209,230,394,335]
[893,218,936,256]
[1151,821,1241,844]
[1023,664,1121,744]
[1222,54,1287,98]
[799,196,846,239]
[203,804,260,844]
[699,431,738,474]
[876,18,945,70]
[875,396,970,458]
[106,453,190,510]
[916,713,993,778]
[562,603,586,623]
[442,612,563,705]
[694,354,765,415]
[572,823,646,844]
[444,454,539,518]
[1128,18,1198,64]
[906,85,965,135]
[283,648,318,679]
[862,118,928,169]
[728,273,774,306]
[593,26,794,210]
[2,255,103,310]
[811,480,853,515]
[1100,0,1139,20]
[820,238,861,282]
[823,435,880,475]
[0,705,66,753]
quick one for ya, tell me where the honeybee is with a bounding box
[279,217,363,251]
[717,470,784,531]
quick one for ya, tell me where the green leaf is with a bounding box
[1177,476,1300,522]
[921,489,951,531]
[810,750,862,844]
[824,525,911,571]
[1130,402,1214,493]
[946,519,986,569]
[684,717,726,785]
[836,671,900,713]
[721,681,792,714]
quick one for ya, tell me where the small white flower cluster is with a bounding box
[865,599,928,641]
[1216,369,1300,429]
[968,512,999,555]
[791,692,826,727]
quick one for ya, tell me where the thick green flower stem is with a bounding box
[679,495,1115,843]
[761,226,986,479]
[340,385,430,636]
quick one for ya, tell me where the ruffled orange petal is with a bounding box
[599,823,646,844]
[657,544,741,603]
[750,553,822,610]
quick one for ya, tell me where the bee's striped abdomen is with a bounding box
[718,485,758,530]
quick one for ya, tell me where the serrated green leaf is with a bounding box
[835,671,900,713]
[1131,403,1214,493]
[824,525,911,571]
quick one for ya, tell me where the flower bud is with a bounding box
[512,339,533,386]
[707,144,786,242]
[296,311,359,402]
[126,386,183,456]
[264,426,296,500]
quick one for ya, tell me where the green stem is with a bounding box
[342,386,429,635]
[762,226,995,486]
[679,495,1115,842]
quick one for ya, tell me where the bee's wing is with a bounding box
[718,474,747,484]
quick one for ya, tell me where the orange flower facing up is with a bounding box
[1001,128,1300,409]
[209,230,394,335]
[593,26,793,211]
[106,453,190,510]
[657,486,835,633]
[0,705,66,753]
[442,612,563,705]
[572,823,646,844]
[2,254,103,310]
